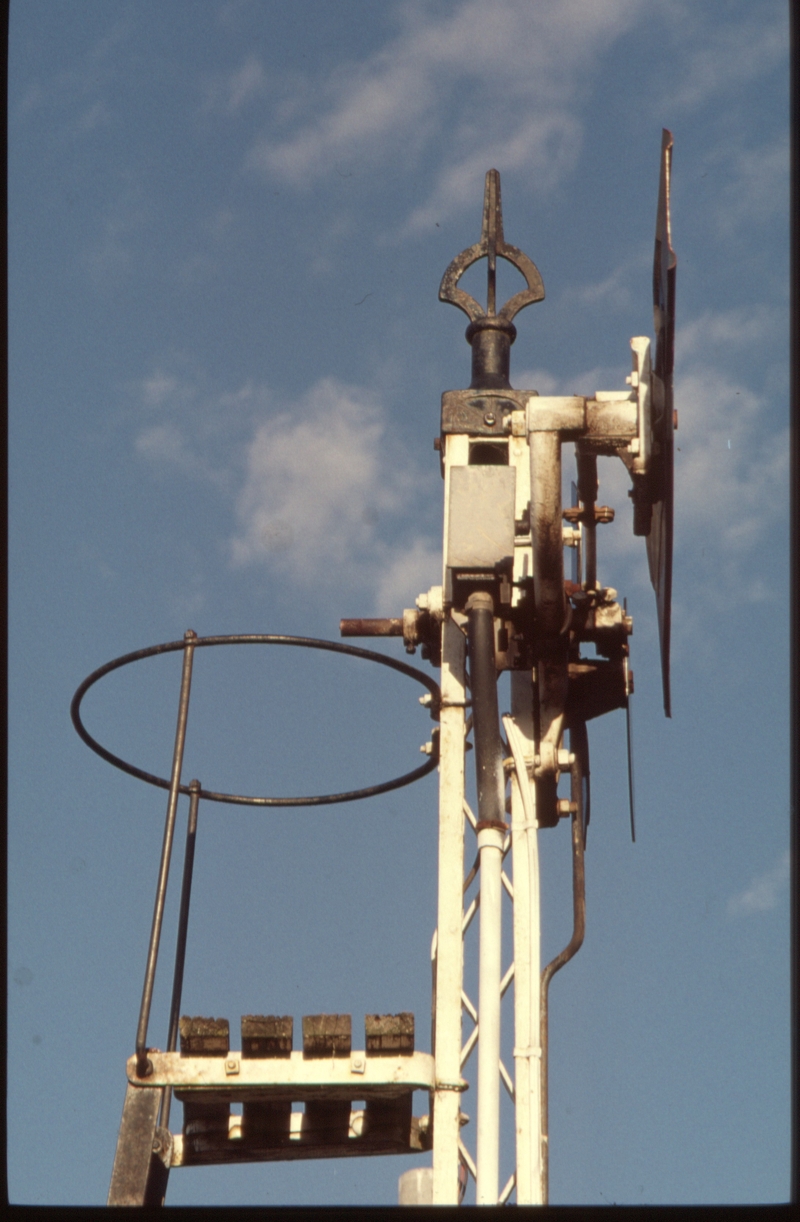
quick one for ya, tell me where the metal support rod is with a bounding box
[475,823,504,1204]
[159,778,201,1130]
[339,618,403,637]
[135,629,197,1077]
[539,750,587,1202]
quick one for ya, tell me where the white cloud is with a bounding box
[673,370,787,559]
[727,850,790,917]
[230,377,439,611]
[248,0,646,222]
[373,538,442,617]
[675,305,785,361]
[203,54,267,116]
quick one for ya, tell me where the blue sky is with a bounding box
[7,0,790,1206]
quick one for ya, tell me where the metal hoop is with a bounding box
[71,634,441,807]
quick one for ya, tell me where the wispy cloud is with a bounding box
[135,366,440,612]
[728,850,790,917]
[660,5,787,113]
[711,135,789,237]
[203,53,268,116]
[248,0,647,225]
[230,377,439,610]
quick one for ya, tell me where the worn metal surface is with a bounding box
[107,1083,170,1205]
[339,617,403,636]
[441,388,527,436]
[648,128,677,717]
[448,467,516,574]
[126,1049,435,1098]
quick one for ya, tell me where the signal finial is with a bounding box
[439,169,545,389]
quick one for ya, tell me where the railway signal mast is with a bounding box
[73,133,675,1207]
[345,128,676,1204]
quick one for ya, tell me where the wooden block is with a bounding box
[365,1012,414,1055]
[179,1016,229,1057]
[182,1099,230,1138]
[302,1099,352,1144]
[241,1015,293,1058]
[363,1093,413,1143]
[302,1013,351,1058]
[242,1100,292,1143]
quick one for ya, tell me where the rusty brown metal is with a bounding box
[339,618,404,637]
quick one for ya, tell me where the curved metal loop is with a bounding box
[438,168,545,326]
[71,634,441,807]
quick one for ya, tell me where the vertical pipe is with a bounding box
[476,823,504,1204]
[159,779,201,1130]
[505,709,543,1206]
[466,593,505,826]
[135,629,197,1077]
[432,618,468,1205]
[466,592,506,1205]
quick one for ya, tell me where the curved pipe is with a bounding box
[539,741,587,1202]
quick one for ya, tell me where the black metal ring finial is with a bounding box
[438,169,545,327]
[439,170,544,390]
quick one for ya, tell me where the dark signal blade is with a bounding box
[648,128,676,718]
[624,604,636,843]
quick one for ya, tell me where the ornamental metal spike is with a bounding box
[439,169,545,325]
[438,169,545,390]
